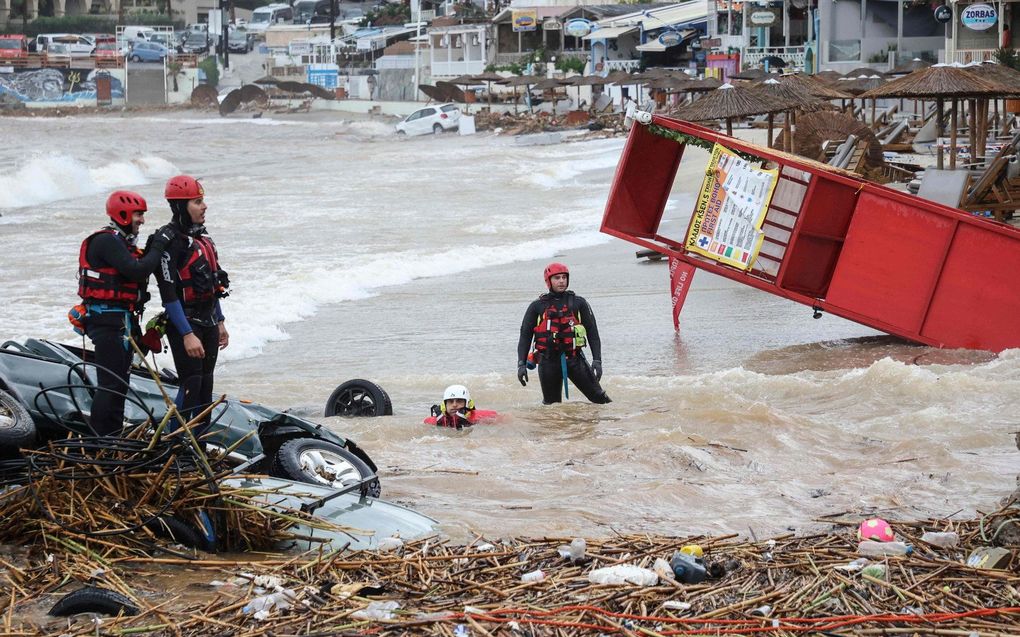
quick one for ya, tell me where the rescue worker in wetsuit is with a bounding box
[77,191,176,435]
[516,263,611,405]
[156,175,229,437]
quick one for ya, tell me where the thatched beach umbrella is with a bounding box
[472,71,505,109]
[838,74,887,124]
[961,62,1020,157]
[253,75,279,86]
[674,82,793,136]
[501,74,540,114]
[774,73,852,100]
[730,67,769,82]
[842,67,886,79]
[860,64,1003,168]
[572,74,612,110]
[814,70,844,85]
[889,57,931,76]
[795,111,884,168]
[753,78,821,150]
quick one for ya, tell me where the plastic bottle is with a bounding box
[857,541,912,557]
[670,551,707,584]
[920,531,959,548]
[521,569,546,583]
[568,538,586,561]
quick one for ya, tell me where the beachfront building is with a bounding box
[816,0,945,74]
[583,1,710,73]
[708,0,815,71]
[428,19,489,76]
[490,4,643,69]
[946,0,1017,64]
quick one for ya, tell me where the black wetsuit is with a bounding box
[517,290,610,405]
[81,230,162,435]
[157,227,225,434]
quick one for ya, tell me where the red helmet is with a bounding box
[105,190,147,226]
[544,262,570,287]
[164,175,204,200]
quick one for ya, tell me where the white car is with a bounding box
[395,103,462,136]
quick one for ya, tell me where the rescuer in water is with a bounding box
[516,263,610,405]
[423,385,500,429]
[75,191,176,435]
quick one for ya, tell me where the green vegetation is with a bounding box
[362,2,411,26]
[198,56,219,88]
[555,55,586,74]
[994,47,1020,71]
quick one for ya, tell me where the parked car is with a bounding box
[181,32,210,55]
[93,37,122,59]
[35,34,94,57]
[248,3,294,31]
[0,34,29,59]
[129,40,171,62]
[227,29,254,53]
[42,42,73,64]
[395,103,462,136]
[0,338,393,496]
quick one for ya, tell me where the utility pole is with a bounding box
[413,17,421,101]
[330,0,337,43]
[221,0,229,69]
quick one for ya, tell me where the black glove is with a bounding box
[430,404,441,418]
[592,359,603,382]
[148,224,177,252]
[517,362,528,387]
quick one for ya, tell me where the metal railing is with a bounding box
[0,53,126,69]
[605,59,640,72]
[743,46,806,70]
[951,48,996,64]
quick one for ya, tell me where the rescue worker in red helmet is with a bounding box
[155,175,230,437]
[516,263,610,404]
[77,190,177,435]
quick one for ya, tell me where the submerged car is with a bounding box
[395,103,462,136]
[0,338,391,496]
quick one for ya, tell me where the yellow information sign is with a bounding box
[685,143,778,271]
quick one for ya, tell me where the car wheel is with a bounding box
[129,54,141,62]
[144,514,214,551]
[396,129,406,136]
[0,388,35,453]
[433,123,443,134]
[49,586,139,617]
[272,438,381,497]
[324,379,392,417]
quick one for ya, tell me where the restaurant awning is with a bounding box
[635,28,699,52]
[582,25,637,40]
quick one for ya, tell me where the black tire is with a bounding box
[433,123,443,134]
[0,388,35,453]
[145,515,214,551]
[272,438,381,497]
[129,54,141,62]
[49,586,139,617]
[324,379,392,417]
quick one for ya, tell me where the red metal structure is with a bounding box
[600,115,1020,352]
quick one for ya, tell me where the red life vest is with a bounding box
[77,229,145,308]
[178,235,224,306]
[424,409,500,428]
[533,293,581,356]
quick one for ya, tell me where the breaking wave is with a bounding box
[0,154,178,209]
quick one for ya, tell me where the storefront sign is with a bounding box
[564,18,593,37]
[961,3,997,30]
[512,9,538,32]
[701,37,722,48]
[933,5,952,23]
[658,30,682,46]
[542,19,561,30]
[750,9,777,25]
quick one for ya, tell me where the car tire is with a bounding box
[324,379,392,417]
[145,514,214,551]
[272,438,381,497]
[129,54,141,62]
[0,388,35,453]
[49,586,139,617]
[396,129,406,136]
[433,123,443,134]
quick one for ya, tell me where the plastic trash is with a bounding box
[557,538,586,562]
[858,541,912,557]
[243,590,293,620]
[652,557,675,581]
[350,600,400,620]
[836,558,870,571]
[376,537,404,552]
[453,623,470,637]
[521,569,546,583]
[680,544,703,558]
[662,600,692,611]
[921,531,959,548]
[670,551,708,584]
[861,564,887,580]
[587,565,659,586]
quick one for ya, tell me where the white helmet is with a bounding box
[443,384,470,402]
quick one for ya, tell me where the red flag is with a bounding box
[668,256,696,331]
